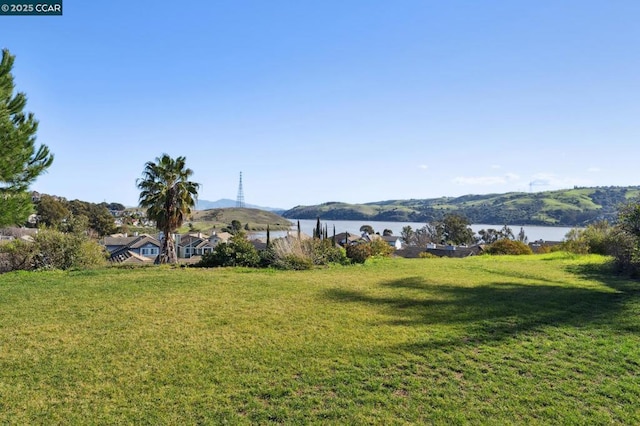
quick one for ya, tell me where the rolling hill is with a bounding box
[196,199,284,213]
[283,186,640,226]
[185,207,292,232]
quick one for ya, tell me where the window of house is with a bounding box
[141,247,159,256]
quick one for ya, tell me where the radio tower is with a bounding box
[236,172,245,208]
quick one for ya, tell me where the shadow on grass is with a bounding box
[325,270,640,351]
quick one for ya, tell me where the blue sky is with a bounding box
[2,1,639,209]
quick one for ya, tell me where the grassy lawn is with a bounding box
[0,253,638,424]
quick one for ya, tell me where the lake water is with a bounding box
[250,219,577,243]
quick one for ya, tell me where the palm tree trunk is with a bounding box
[159,228,178,264]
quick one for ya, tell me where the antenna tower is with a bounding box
[236,172,245,208]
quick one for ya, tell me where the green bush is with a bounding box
[605,228,639,275]
[0,239,36,272]
[346,240,393,264]
[485,239,533,255]
[580,221,615,255]
[259,248,276,268]
[197,233,260,267]
[273,254,314,270]
[560,228,589,254]
[418,251,437,259]
[368,239,394,258]
[346,244,372,264]
[76,239,110,269]
[310,239,348,265]
[267,238,348,269]
[0,230,107,272]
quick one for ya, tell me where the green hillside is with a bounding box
[283,186,640,226]
[184,207,292,232]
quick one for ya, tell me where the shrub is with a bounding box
[346,240,393,264]
[0,230,107,272]
[273,254,314,270]
[580,221,616,255]
[197,232,260,267]
[310,239,348,265]
[268,237,348,269]
[34,230,107,270]
[0,239,36,272]
[76,239,110,269]
[368,239,394,258]
[606,228,639,275]
[346,244,372,264]
[419,251,437,259]
[536,245,553,254]
[259,247,276,267]
[485,239,533,255]
[560,228,589,254]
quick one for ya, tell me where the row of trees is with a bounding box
[34,195,117,236]
[396,213,532,248]
[399,214,477,246]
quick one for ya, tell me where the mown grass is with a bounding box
[0,253,639,424]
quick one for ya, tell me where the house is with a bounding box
[334,232,362,247]
[176,231,233,258]
[528,240,562,253]
[177,233,211,258]
[424,243,483,258]
[394,246,427,258]
[381,235,403,250]
[250,239,268,251]
[0,227,38,243]
[208,231,233,246]
[103,234,161,263]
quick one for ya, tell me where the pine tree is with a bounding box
[0,49,54,226]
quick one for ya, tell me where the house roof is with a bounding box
[333,232,362,245]
[178,234,204,247]
[394,247,427,258]
[104,235,139,247]
[361,233,383,242]
[103,234,161,262]
[425,245,483,258]
[195,239,214,249]
[283,231,312,241]
[129,235,162,249]
[104,234,160,249]
[109,249,155,264]
[210,232,232,242]
[250,240,268,251]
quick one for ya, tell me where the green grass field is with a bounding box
[1,253,639,424]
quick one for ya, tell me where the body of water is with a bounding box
[250,219,577,243]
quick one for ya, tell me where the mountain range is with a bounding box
[282,186,640,226]
[196,198,285,214]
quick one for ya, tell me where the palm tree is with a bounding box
[137,154,199,264]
